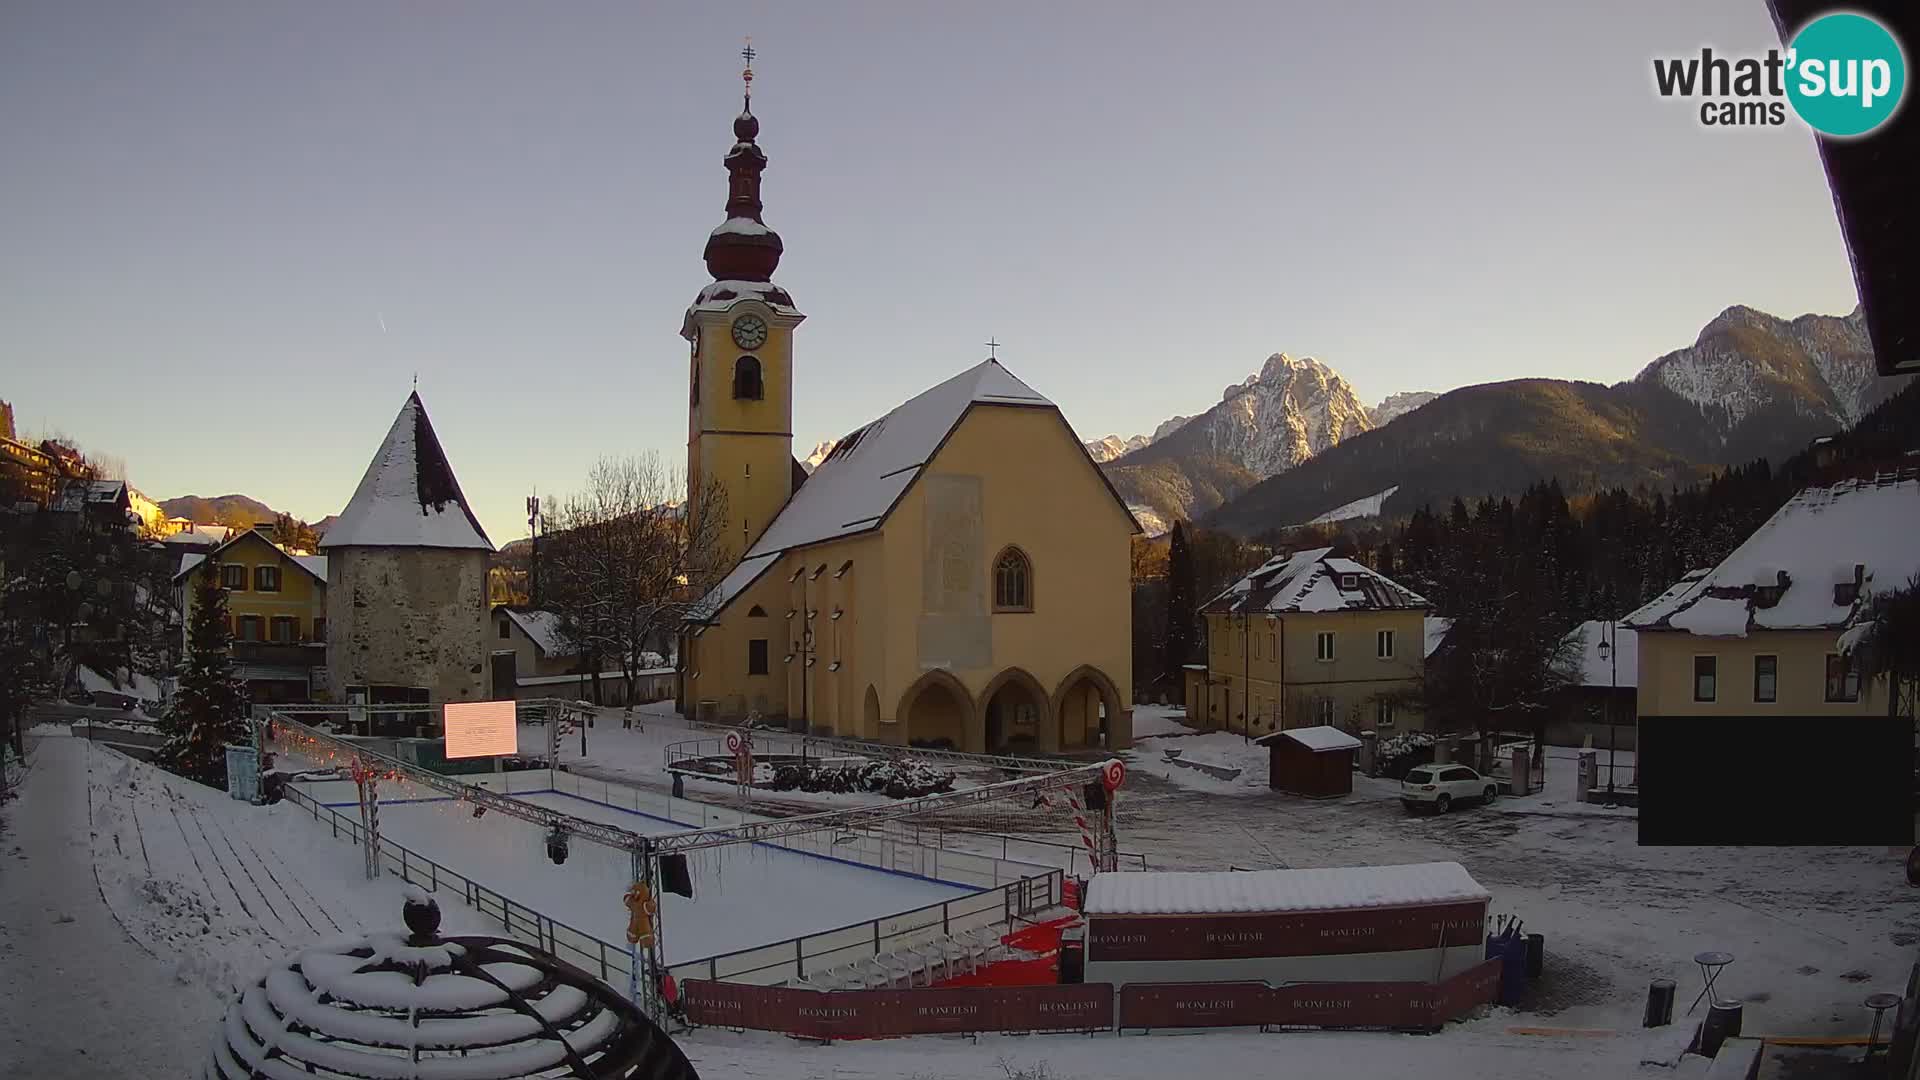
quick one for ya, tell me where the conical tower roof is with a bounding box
[320,392,494,551]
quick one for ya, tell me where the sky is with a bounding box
[0,2,1864,543]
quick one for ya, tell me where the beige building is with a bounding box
[174,527,329,703]
[1626,471,1919,721]
[677,92,1137,753]
[1187,549,1431,737]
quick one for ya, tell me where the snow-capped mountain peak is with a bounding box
[1370,391,1438,427]
[1636,305,1899,429]
[799,439,837,474]
[1195,352,1374,478]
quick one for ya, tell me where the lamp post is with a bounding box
[1597,620,1618,807]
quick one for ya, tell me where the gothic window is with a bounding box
[993,547,1032,612]
[733,356,763,400]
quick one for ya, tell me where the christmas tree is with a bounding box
[163,556,250,787]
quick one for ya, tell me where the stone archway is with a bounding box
[897,670,974,751]
[979,668,1050,755]
[1052,665,1125,751]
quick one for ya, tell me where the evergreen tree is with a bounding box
[163,558,250,787]
[1164,521,1197,681]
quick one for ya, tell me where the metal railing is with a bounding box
[666,722,1086,774]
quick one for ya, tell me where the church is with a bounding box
[678,65,1137,754]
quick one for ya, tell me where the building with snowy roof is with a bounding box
[321,391,495,718]
[1186,548,1432,739]
[173,527,330,702]
[1624,470,1918,720]
[1545,619,1640,751]
[676,74,1137,753]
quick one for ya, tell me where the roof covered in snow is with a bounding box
[1203,547,1429,615]
[174,531,328,584]
[695,360,1137,619]
[1624,473,1920,637]
[320,393,494,552]
[501,609,576,657]
[1424,616,1452,658]
[162,523,233,546]
[1084,861,1489,916]
[1257,724,1363,752]
[1557,620,1638,688]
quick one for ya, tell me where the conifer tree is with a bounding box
[1164,521,1197,682]
[163,557,250,786]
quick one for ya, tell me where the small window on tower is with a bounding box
[733,356,763,400]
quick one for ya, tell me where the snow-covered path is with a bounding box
[0,733,222,1077]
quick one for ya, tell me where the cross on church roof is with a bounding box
[741,38,755,98]
[985,338,1001,359]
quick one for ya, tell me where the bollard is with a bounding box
[1644,979,1676,1028]
[1525,933,1544,979]
[1699,1000,1743,1057]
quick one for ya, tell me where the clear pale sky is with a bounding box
[0,2,1862,543]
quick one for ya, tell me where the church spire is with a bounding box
[703,41,784,283]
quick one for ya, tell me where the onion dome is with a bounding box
[206,891,699,1079]
[700,98,785,286]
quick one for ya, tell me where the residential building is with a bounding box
[1550,620,1639,750]
[678,87,1136,752]
[322,392,494,717]
[1625,470,1919,720]
[1188,548,1430,737]
[174,527,328,703]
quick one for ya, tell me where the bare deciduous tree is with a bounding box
[541,454,729,725]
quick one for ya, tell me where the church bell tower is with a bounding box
[683,43,803,564]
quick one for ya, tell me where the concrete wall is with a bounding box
[326,546,488,706]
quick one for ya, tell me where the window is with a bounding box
[499,619,511,639]
[1753,655,1777,703]
[1269,632,1277,657]
[732,356,764,400]
[748,638,769,676]
[254,565,281,592]
[314,617,327,641]
[1375,698,1396,728]
[270,616,297,644]
[1316,698,1336,725]
[993,547,1032,611]
[1693,655,1717,702]
[1377,629,1395,659]
[1443,767,1476,783]
[1253,635,1262,660]
[221,564,247,590]
[747,605,768,618]
[1825,654,1861,703]
[237,615,263,642]
[1339,574,1358,590]
[1315,631,1335,662]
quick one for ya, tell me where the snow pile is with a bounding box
[1085,861,1489,915]
[79,664,165,704]
[768,757,957,798]
[319,392,493,551]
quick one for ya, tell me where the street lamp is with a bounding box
[1596,621,1619,807]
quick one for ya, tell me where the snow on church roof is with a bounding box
[696,360,1058,616]
[1625,472,1920,636]
[320,393,493,552]
[1085,861,1489,916]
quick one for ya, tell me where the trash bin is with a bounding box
[1644,979,1676,1028]
[1525,933,1545,979]
[1058,926,1086,985]
[1700,1000,1743,1057]
[1485,934,1527,1006]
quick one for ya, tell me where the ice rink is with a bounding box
[301,783,977,965]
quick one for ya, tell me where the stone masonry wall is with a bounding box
[326,546,488,705]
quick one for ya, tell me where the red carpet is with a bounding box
[933,915,1079,988]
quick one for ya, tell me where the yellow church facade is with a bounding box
[676,78,1135,754]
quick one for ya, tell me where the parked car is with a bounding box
[1400,764,1498,814]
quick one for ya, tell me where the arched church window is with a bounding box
[993,547,1033,612]
[747,605,767,617]
[733,356,763,400]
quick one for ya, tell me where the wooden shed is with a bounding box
[1259,725,1361,798]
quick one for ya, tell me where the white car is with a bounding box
[1400,764,1498,814]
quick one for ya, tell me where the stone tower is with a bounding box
[322,392,494,713]
[681,59,806,565]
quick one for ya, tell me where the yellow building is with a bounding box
[1189,549,1431,737]
[677,88,1137,753]
[1626,472,1919,721]
[174,527,329,702]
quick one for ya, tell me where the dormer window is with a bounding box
[1339,574,1359,590]
[1754,585,1784,608]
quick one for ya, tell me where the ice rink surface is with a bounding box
[319,785,977,965]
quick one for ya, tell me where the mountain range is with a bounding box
[1196,305,1905,536]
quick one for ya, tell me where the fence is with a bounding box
[677,959,1505,1040]
[664,725,1080,776]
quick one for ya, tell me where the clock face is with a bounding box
[731,314,769,351]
